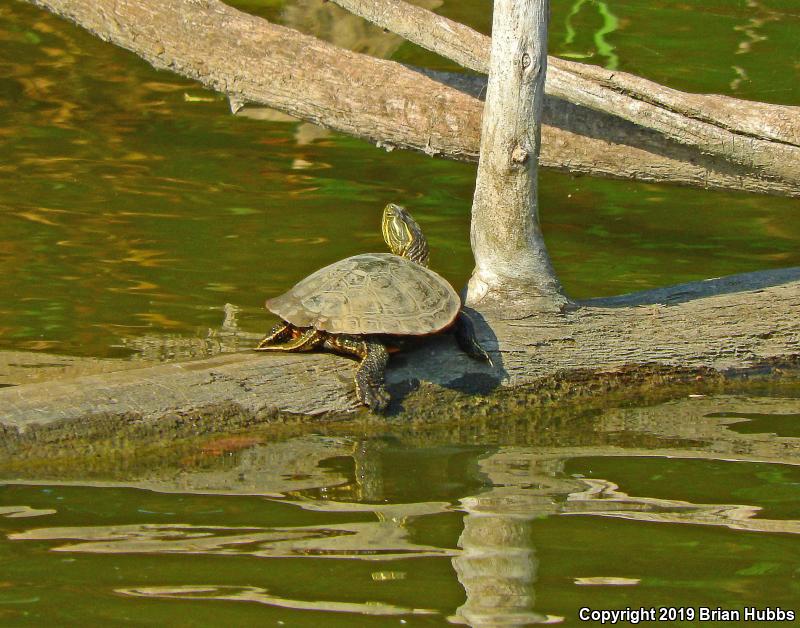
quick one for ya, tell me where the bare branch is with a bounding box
[330,0,800,186]
[22,0,800,197]
[467,0,565,310]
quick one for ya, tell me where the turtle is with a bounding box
[255,203,491,411]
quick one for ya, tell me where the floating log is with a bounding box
[2,268,798,445]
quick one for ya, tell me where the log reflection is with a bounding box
[4,394,800,623]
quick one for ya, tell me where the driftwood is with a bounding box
[2,268,798,440]
[24,0,800,197]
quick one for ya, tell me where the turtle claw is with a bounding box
[454,311,493,366]
[255,322,293,349]
[359,382,390,413]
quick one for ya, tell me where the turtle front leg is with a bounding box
[356,340,391,412]
[454,311,494,366]
[324,336,391,412]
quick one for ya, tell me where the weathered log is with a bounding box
[1,268,798,440]
[331,0,800,185]
[23,0,800,197]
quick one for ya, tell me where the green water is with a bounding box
[3,398,800,625]
[1,0,800,624]
[1,0,799,355]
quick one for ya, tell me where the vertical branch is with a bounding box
[466,0,567,311]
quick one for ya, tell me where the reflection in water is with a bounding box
[451,503,556,625]
[730,0,781,91]
[0,505,56,518]
[281,0,443,59]
[451,440,800,626]
[118,585,436,616]
[10,518,454,560]
[4,395,800,624]
[733,0,780,56]
[574,577,639,586]
[565,477,800,534]
[560,0,620,69]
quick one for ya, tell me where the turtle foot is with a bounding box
[354,339,391,413]
[455,311,494,366]
[255,321,293,349]
[359,383,391,413]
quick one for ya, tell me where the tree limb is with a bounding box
[23,0,800,197]
[467,0,564,309]
[330,0,800,186]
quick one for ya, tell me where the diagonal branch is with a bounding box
[330,0,800,186]
[22,0,800,197]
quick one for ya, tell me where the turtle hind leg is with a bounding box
[255,324,324,352]
[454,311,494,366]
[256,321,293,349]
[325,336,391,412]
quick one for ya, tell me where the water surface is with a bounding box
[3,393,800,625]
[1,2,799,624]
[0,0,798,356]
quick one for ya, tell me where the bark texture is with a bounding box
[23,0,800,197]
[1,268,798,438]
[467,0,564,310]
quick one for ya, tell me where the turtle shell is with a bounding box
[266,253,460,336]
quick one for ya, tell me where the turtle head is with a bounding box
[381,203,430,267]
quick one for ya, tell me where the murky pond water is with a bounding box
[1,0,798,356]
[3,393,800,625]
[1,0,800,624]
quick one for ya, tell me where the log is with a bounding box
[330,0,800,185]
[2,268,798,443]
[22,0,800,197]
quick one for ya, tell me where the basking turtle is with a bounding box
[256,203,491,411]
